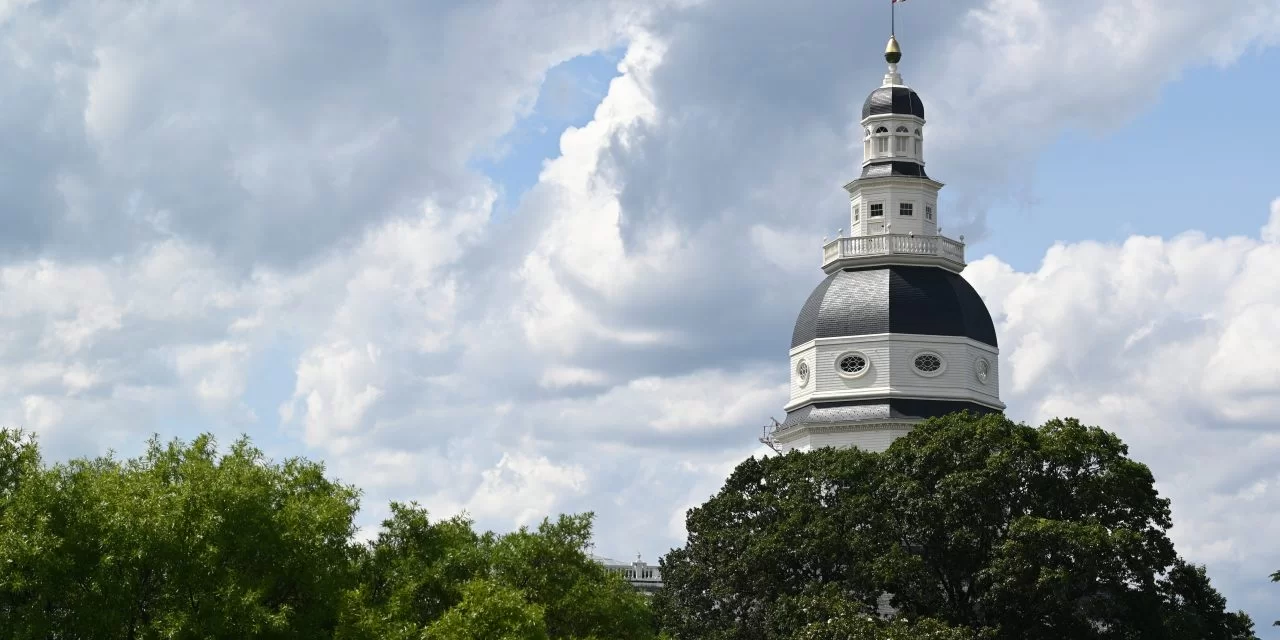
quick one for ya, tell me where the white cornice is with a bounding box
[860,113,925,126]
[773,421,918,444]
[783,388,1005,412]
[844,177,945,192]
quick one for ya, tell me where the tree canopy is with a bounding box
[0,428,657,639]
[653,412,1256,640]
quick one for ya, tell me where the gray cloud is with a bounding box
[2,0,1280,634]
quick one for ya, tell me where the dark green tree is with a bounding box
[654,412,1256,640]
[1272,569,1279,627]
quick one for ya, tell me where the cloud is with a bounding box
[2,0,1280,632]
[964,200,1280,622]
[0,0,675,265]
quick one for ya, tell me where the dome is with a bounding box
[791,266,997,348]
[862,86,925,120]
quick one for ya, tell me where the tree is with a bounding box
[1,430,660,639]
[0,431,361,638]
[654,412,1256,640]
[424,579,550,640]
[338,505,657,639]
[1272,569,1279,627]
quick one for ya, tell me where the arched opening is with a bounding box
[874,126,890,155]
[894,126,910,155]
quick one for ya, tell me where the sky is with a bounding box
[1,0,1279,631]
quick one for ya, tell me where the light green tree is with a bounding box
[0,429,361,638]
[0,429,658,639]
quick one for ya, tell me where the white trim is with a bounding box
[845,176,944,192]
[773,421,919,446]
[784,387,1005,411]
[911,350,946,378]
[790,333,999,357]
[834,351,871,379]
[861,113,925,126]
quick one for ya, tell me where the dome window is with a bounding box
[899,203,913,217]
[869,203,884,218]
[796,361,810,387]
[925,205,934,221]
[912,352,945,376]
[975,358,991,384]
[836,352,869,378]
[853,205,860,221]
[894,126,911,154]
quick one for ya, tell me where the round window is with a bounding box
[796,361,810,387]
[838,353,867,376]
[913,353,943,374]
[975,358,990,383]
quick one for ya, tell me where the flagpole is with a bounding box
[891,0,896,36]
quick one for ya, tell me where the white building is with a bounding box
[764,33,1003,454]
[594,554,663,595]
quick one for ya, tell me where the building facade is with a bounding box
[595,555,663,596]
[766,34,1003,454]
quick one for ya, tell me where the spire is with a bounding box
[885,0,905,86]
[885,35,902,64]
[883,35,903,87]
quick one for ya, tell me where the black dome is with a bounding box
[791,266,997,348]
[862,86,925,120]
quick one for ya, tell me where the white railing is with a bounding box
[822,233,965,268]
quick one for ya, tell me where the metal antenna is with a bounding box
[759,417,784,454]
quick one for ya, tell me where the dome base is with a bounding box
[773,399,999,453]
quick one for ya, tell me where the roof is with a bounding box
[780,399,999,430]
[862,86,925,120]
[860,161,929,179]
[791,266,998,348]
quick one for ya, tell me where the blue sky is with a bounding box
[981,44,1280,271]
[479,43,1280,276]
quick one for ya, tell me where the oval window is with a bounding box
[914,353,943,373]
[837,353,868,377]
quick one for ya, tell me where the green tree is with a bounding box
[424,579,550,640]
[1272,569,1279,627]
[338,506,657,640]
[654,412,1255,640]
[0,431,361,638]
[1,430,658,639]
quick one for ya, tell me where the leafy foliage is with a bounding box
[0,430,657,639]
[1271,569,1279,627]
[0,431,360,637]
[339,507,656,639]
[654,412,1256,640]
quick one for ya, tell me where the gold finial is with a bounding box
[885,35,902,64]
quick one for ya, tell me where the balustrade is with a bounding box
[821,233,965,270]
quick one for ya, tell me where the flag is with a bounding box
[892,0,907,3]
